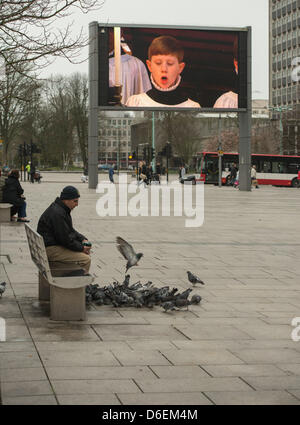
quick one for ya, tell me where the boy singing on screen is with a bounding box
[126,35,200,108]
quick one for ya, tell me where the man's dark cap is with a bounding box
[60,186,80,200]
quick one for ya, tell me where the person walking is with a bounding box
[30,163,36,184]
[37,186,92,274]
[109,164,115,183]
[251,164,259,189]
[229,163,238,186]
[25,162,31,181]
[156,162,161,184]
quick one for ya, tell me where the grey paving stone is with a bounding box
[2,395,58,405]
[29,325,100,342]
[0,342,35,353]
[118,392,212,405]
[51,379,140,395]
[150,365,210,379]
[173,324,252,340]
[276,364,300,375]
[204,390,300,405]
[0,302,21,318]
[5,324,32,342]
[0,367,48,382]
[35,341,130,352]
[46,366,156,380]
[134,377,251,393]
[126,340,177,351]
[0,351,42,369]
[287,390,300,401]
[1,380,53,397]
[233,323,294,340]
[230,348,300,364]
[111,349,171,366]
[57,394,121,405]
[160,349,244,365]
[202,364,288,377]
[93,324,187,341]
[228,302,299,313]
[39,349,120,367]
[242,376,300,391]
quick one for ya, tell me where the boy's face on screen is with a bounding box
[147,54,185,89]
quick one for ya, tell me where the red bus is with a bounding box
[195,152,300,187]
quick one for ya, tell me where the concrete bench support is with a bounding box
[50,286,86,321]
[0,204,12,223]
[38,271,50,301]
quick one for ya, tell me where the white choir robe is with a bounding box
[126,92,200,108]
[109,54,152,105]
[213,91,238,108]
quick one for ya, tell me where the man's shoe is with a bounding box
[17,218,30,223]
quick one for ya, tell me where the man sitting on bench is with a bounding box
[37,186,92,275]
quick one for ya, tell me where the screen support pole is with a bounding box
[238,26,252,191]
[88,21,99,189]
[152,112,156,173]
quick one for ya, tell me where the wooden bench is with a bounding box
[24,224,94,321]
[0,203,13,223]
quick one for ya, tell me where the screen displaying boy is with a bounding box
[126,35,200,108]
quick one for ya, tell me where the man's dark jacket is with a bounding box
[2,175,25,207]
[37,197,86,252]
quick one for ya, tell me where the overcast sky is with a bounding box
[41,0,269,99]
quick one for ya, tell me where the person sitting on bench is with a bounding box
[37,186,92,275]
[2,169,30,222]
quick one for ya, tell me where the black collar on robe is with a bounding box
[146,86,190,105]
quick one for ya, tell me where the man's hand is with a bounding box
[83,246,91,255]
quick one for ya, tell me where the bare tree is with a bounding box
[157,111,201,165]
[67,73,88,169]
[0,60,40,163]
[40,76,74,167]
[0,0,103,73]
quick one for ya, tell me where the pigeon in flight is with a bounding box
[116,236,143,272]
[187,271,205,286]
[0,281,6,298]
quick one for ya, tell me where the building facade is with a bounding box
[269,0,300,108]
[98,112,145,168]
[269,0,300,153]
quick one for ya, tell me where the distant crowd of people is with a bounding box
[227,163,259,189]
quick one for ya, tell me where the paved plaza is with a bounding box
[0,172,300,405]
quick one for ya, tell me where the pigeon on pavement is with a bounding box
[174,298,191,310]
[190,294,202,305]
[0,281,6,298]
[187,271,205,286]
[161,301,176,312]
[116,237,144,272]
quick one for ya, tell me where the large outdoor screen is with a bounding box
[98,24,249,111]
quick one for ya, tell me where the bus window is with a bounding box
[287,163,299,174]
[262,161,271,173]
[272,161,286,173]
[223,160,232,172]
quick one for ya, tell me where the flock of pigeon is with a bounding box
[85,237,205,312]
[0,237,205,313]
